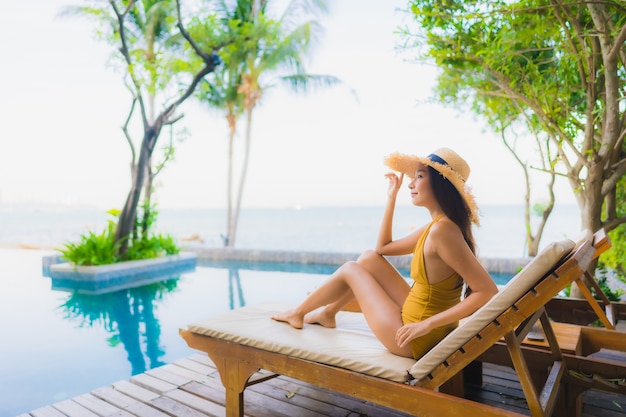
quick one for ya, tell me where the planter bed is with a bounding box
[44,252,197,294]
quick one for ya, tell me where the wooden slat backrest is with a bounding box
[418,238,594,391]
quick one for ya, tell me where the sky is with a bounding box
[0,0,577,211]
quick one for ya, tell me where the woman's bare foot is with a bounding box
[304,309,337,328]
[271,310,304,329]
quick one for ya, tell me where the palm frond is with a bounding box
[145,1,175,45]
[277,74,341,94]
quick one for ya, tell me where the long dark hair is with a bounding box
[428,166,476,254]
[428,166,477,297]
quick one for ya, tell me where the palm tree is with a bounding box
[198,0,341,247]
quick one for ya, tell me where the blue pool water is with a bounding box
[0,249,513,417]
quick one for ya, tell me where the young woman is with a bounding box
[272,148,498,359]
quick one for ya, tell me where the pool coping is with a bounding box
[187,247,530,274]
[41,247,530,275]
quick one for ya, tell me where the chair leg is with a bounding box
[504,330,547,416]
[207,353,259,417]
[575,275,615,330]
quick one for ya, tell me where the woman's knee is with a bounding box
[357,250,390,271]
[335,261,373,287]
[357,249,382,264]
[338,260,363,276]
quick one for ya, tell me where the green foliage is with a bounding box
[562,263,624,301]
[194,0,330,112]
[60,204,180,266]
[603,226,626,283]
[126,233,180,260]
[594,264,624,302]
[60,215,121,266]
[532,203,548,218]
[405,0,590,134]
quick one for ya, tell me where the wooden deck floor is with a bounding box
[16,353,626,417]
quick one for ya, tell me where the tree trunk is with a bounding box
[116,130,158,256]
[142,162,154,239]
[228,106,254,248]
[501,135,555,257]
[224,115,236,247]
[570,167,605,298]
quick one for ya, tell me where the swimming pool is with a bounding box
[0,249,513,417]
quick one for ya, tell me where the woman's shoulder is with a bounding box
[429,217,464,242]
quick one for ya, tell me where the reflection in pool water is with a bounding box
[0,250,513,417]
[59,278,179,376]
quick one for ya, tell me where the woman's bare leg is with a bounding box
[304,250,408,327]
[272,250,406,328]
[271,251,413,357]
[271,261,357,329]
[303,290,353,327]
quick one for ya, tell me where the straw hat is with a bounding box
[384,148,479,224]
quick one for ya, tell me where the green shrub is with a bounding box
[60,204,180,266]
[594,263,624,302]
[562,262,624,301]
[125,233,180,261]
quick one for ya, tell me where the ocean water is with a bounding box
[0,204,582,258]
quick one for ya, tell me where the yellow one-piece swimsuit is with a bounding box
[401,215,463,359]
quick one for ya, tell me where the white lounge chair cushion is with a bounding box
[409,238,575,380]
[187,302,416,382]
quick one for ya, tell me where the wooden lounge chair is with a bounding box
[544,229,626,330]
[475,229,626,416]
[180,236,595,417]
[479,320,626,417]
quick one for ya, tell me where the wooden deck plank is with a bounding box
[163,389,226,417]
[130,373,179,394]
[15,355,626,417]
[582,389,626,414]
[156,363,216,384]
[111,380,162,402]
[72,393,130,417]
[173,357,217,376]
[50,399,100,417]
[481,374,525,392]
[467,382,530,415]
[90,386,171,417]
[187,353,216,365]
[29,407,68,417]
[581,406,625,417]
[145,366,193,387]
[147,396,212,417]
